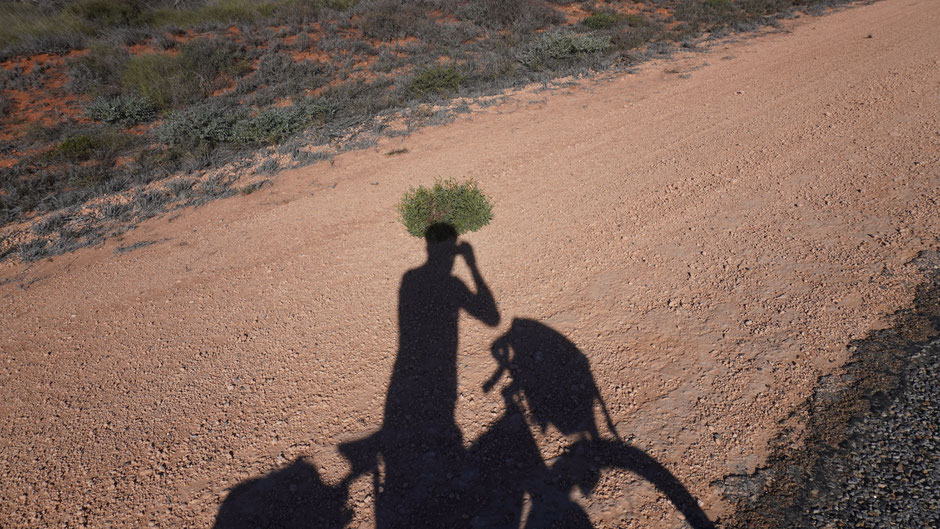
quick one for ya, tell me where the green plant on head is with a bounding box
[398,179,493,238]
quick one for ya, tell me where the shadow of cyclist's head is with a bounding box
[424,223,459,271]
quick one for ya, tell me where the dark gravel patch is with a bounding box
[717,253,940,528]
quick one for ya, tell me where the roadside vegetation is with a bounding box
[1,0,853,262]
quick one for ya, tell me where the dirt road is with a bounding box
[1,0,938,527]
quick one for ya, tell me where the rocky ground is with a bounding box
[719,257,939,528]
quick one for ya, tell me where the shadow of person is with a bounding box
[212,458,350,529]
[343,222,500,528]
[215,229,716,529]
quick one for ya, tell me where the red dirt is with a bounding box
[127,43,169,56]
[1,1,939,527]
[289,49,331,63]
[0,51,88,142]
[558,3,593,24]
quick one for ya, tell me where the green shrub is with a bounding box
[409,66,464,97]
[84,94,157,124]
[397,179,493,238]
[358,0,430,40]
[121,53,201,110]
[232,106,310,145]
[160,97,336,152]
[623,13,651,27]
[460,0,563,31]
[517,31,611,69]
[121,38,246,110]
[705,0,733,10]
[582,12,619,30]
[0,4,85,50]
[53,135,101,161]
[232,99,336,146]
[157,103,245,151]
[66,0,141,28]
[179,37,249,85]
[143,0,276,28]
[66,43,129,95]
[52,131,130,162]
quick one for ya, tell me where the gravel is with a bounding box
[806,338,939,528]
[717,269,940,528]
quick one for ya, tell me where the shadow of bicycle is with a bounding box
[214,225,715,529]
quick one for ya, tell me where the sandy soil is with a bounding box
[1,0,938,527]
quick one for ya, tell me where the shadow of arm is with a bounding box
[459,244,500,327]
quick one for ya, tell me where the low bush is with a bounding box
[357,0,430,40]
[237,52,329,104]
[608,24,662,54]
[161,96,336,150]
[675,0,749,28]
[1,34,87,61]
[53,135,101,161]
[318,0,361,10]
[460,0,563,32]
[17,238,48,262]
[121,53,202,110]
[109,27,158,47]
[232,106,311,145]
[623,13,653,27]
[582,12,620,30]
[180,37,250,86]
[0,4,85,52]
[143,0,277,28]
[66,0,142,29]
[409,65,464,97]
[65,43,129,95]
[157,102,245,151]
[705,0,733,10]
[397,179,493,238]
[517,31,611,69]
[1,62,50,91]
[51,130,132,162]
[84,94,157,125]
[100,201,132,220]
[121,38,246,110]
